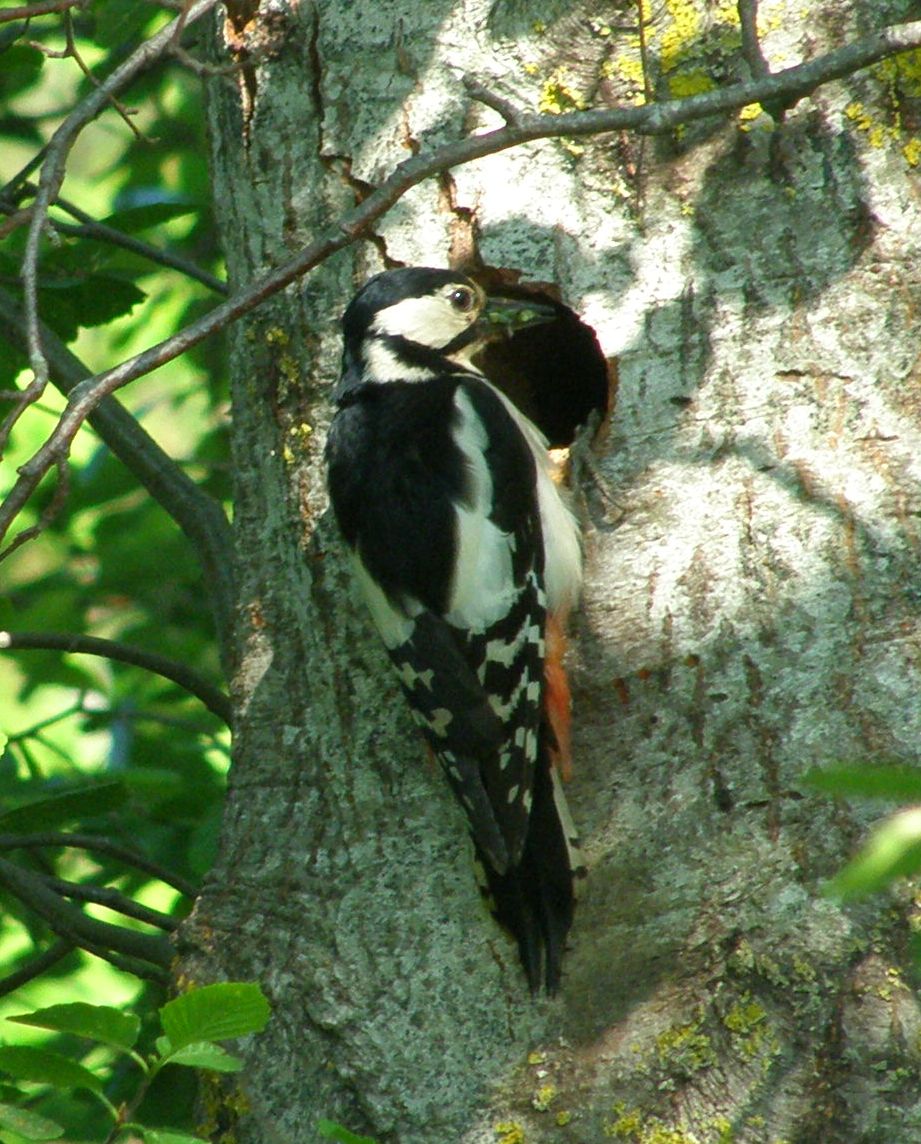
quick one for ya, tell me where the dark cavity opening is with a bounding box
[471,275,612,448]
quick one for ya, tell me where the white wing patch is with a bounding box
[352,555,418,649]
[478,381,582,616]
[445,388,520,632]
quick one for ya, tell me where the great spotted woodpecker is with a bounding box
[325,267,581,992]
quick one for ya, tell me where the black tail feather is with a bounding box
[479,750,576,994]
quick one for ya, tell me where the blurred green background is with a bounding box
[1,2,230,1136]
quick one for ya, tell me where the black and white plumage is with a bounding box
[325,267,581,992]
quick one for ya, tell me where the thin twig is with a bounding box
[0,0,84,23]
[0,939,75,998]
[13,0,221,450]
[0,207,33,240]
[0,287,235,665]
[0,631,232,724]
[0,856,174,967]
[42,873,181,931]
[51,198,228,294]
[462,76,523,125]
[71,938,170,983]
[739,0,771,80]
[168,41,251,79]
[0,455,69,561]
[2,17,920,554]
[0,832,198,898]
[637,0,654,104]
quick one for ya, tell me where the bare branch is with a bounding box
[0,939,75,999]
[51,196,228,294]
[0,0,84,23]
[12,0,221,447]
[463,76,524,126]
[2,17,920,555]
[0,856,174,968]
[0,287,235,663]
[0,832,198,898]
[42,873,181,931]
[0,631,232,724]
[738,0,771,80]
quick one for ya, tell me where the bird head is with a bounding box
[339,267,556,388]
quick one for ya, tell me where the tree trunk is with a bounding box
[183,2,921,1140]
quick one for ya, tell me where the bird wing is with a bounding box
[384,570,546,874]
[330,375,547,873]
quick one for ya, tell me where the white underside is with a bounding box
[352,372,582,649]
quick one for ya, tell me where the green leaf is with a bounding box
[159,1041,243,1073]
[0,45,44,98]
[84,0,161,50]
[140,1130,209,1144]
[39,273,146,336]
[0,1046,102,1093]
[101,202,199,233]
[7,1003,140,1051]
[159,983,270,1052]
[803,763,921,803]
[317,1119,378,1144]
[825,808,921,901]
[0,780,128,831]
[0,1101,63,1141]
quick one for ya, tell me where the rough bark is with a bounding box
[183,1,921,1141]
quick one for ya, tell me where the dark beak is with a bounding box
[477,296,558,340]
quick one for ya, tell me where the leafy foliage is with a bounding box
[317,1120,379,1144]
[805,765,921,904]
[0,983,270,1142]
[0,3,231,1136]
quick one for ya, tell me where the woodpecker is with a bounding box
[325,266,582,993]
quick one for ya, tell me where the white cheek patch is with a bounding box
[363,340,433,382]
[372,295,470,349]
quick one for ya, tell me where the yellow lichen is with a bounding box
[605,1103,644,1138]
[668,69,716,99]
[604,1104,703,1144]
[532,1083,557,1111]
[495,1122,526,1144]
[538,69,587,114]
[723,994,780,1064]
[845,60,921,167]
[661,0,702,73]
[615,50,647,90]
[712,0,740,24]
[655,1015,717,1072]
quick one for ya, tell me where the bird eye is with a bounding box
[448,286,476,313]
